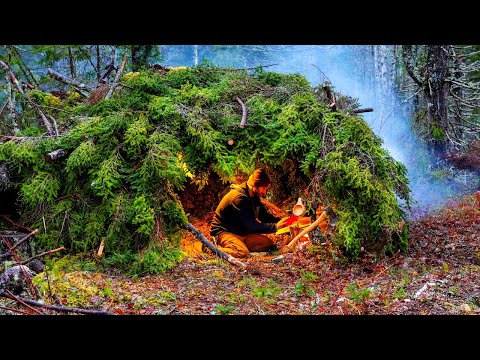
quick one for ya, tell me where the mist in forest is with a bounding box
[161,45,476,212]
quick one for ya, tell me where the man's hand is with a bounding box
[276,217,290,230]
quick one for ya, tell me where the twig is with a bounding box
[0,61,54,135]
[0,305,35,315]
[0,135,56,142]
[235,63,279,71]
[3,288,44,315]
[18,246,66,265]
[0,214,34,233]
[1,233,40,298]
[0,229,40,258]
[236,96,247,128]
[0,290,116,315]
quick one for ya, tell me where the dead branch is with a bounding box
[182,222,246,268]
[323,84,336,111]
[353,108,374,113]
[3,288,44,314]
[105,52,127,100]
[0,100,7,118]
[0,61,54,135]
[0,214,34,233]
[0,304,35,315]
[99,58,116,84]
[236,96,247,128]
[46,114,60,136]
[1,235,40,298]
[21,80,35,90]
[47,68,93,96]
[0,289,116,315]
[0,229,40,258]
[18,246,65,265]
[6,45,38,86]
[0,135,51,142]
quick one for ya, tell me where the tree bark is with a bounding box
[68,47,76,79]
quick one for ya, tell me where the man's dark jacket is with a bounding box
[210,182,280,237]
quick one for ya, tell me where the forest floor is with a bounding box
[1,192,479,316]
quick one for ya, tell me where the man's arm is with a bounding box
[257,201,281,224]
[234,195,277,234]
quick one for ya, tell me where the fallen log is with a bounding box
[47,68,94,95]
[182,222,246,268]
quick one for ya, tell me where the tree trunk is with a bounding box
[68,47,76,79]
[426,45,451,154]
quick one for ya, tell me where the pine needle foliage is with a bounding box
[0,64,412,268]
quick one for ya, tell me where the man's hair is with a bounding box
[247,168,271,188]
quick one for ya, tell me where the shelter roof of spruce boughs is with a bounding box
[0,63,412,273]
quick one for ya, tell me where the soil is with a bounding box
[1,192,479,316]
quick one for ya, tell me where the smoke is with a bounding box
[161,45,478,213]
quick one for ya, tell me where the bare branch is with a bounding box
[0,61,54,135]
[47,68,94,94]
[236,96,247,128]
[0,229,40,258]
[0,290,116,315]
[105,52,127,100]
[183,222,246,268]
[18,246,66,265]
